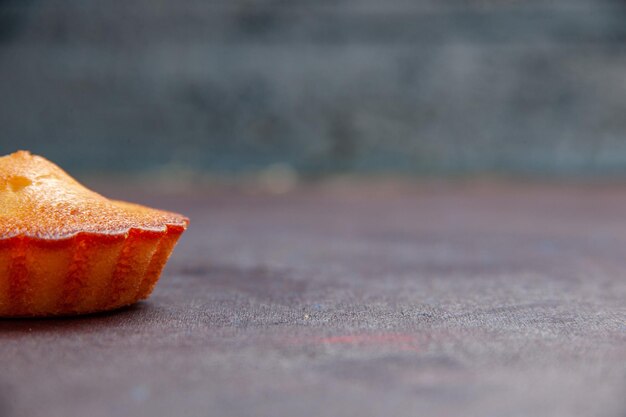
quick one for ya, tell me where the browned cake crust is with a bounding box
[0,151,188,316]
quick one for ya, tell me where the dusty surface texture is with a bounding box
[1,181,626,417]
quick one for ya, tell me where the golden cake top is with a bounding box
[0,151,188,240]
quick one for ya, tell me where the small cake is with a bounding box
[0,151,188,317]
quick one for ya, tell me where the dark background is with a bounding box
[3,0,626,177]
[3,3,626,417]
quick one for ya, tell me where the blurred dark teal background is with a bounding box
[2,0,626,177]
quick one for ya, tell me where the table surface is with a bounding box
[1,181,626,417]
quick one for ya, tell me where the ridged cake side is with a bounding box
[0,224,185,317]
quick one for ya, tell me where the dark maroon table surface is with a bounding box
[1,181,626,417]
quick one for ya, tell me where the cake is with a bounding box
[0,151,188,317]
